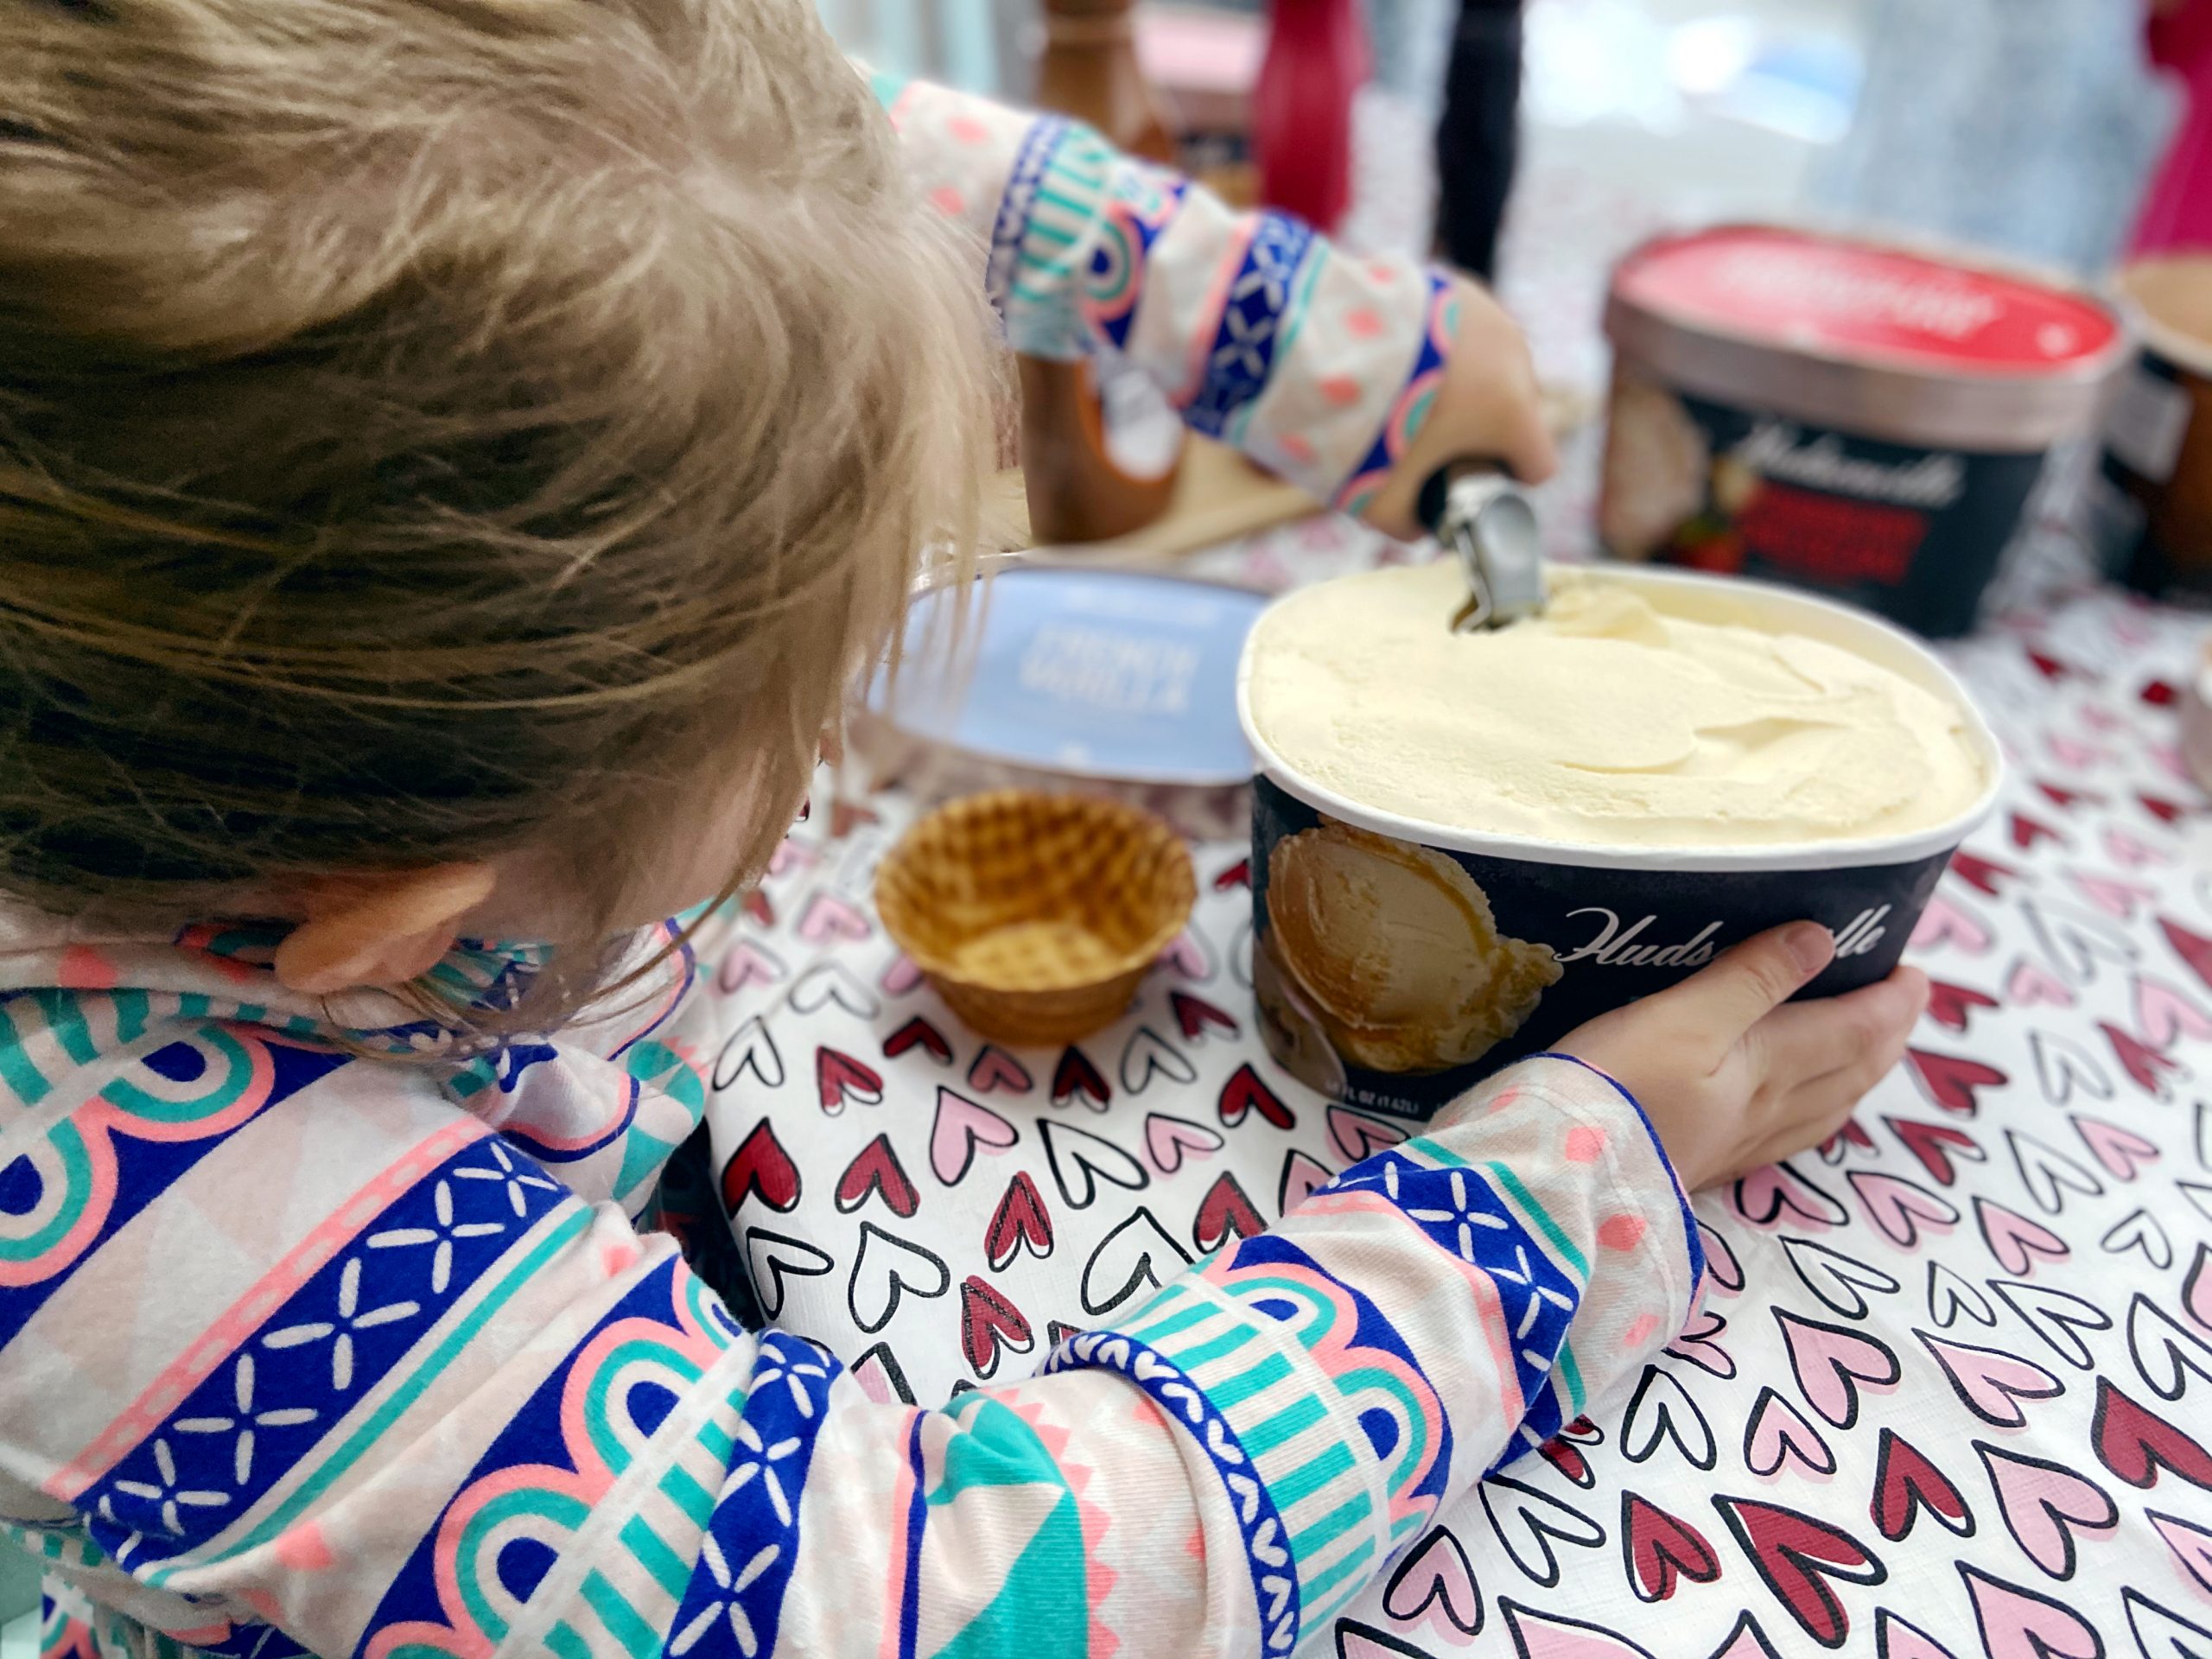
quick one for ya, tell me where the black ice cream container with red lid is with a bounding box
[1600,225,2130,638]
[1236,565,2003,1120]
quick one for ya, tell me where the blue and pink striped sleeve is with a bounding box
[3,972,1694,1659]
[871,72,1458,518]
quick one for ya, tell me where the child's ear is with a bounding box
[272,863,499,996]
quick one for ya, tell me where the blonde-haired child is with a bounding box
[0,2,1926,1654]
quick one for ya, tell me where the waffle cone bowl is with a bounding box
[875,790,1197,1045]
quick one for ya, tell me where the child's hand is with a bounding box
[1503,924,1929,1192]
[1357,275,1559,541]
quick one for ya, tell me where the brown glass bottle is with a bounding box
[1020,0,1185,544]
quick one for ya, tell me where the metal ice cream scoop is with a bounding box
[1417,459,1545,632]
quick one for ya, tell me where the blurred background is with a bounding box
[830,0,2179,391]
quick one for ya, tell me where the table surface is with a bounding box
[660,561,2212,1658]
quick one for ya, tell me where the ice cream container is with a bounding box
[2091,257,2212,595]
[1236,563,2002,1119]
[1602,225,2128,638]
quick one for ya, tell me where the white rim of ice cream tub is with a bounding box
[1234,564,2005,876]
[1605,223,2133,453]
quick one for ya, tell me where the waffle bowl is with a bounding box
[875,790,1197,1045]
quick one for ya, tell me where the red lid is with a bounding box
[1614,226,2121,378]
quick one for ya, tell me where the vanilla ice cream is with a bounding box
[1244,563,1987,852]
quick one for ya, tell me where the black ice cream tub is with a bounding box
[1236,565,2002,1120]
[1601,225,2128,638]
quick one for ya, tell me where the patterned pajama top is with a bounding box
[0,74,1704,1659]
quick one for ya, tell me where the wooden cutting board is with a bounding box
[987,386,1593,561]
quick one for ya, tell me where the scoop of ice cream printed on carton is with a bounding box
[1237,562,2001,1118]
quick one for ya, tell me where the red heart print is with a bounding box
[1959,1564,2101,1659]
[1923,980,1999,1034]
[2141,791,2190,824]
[2038,781,2104,812]
[1907,1050,2008,1116]
[967,1046,1034,1096]
[1170,989,1239,1043]
[1871,1427,1973,1543]
[2072,1115,2159,1181]
[983,1171,1054,1270]
[817,1046,885,1114]
[1776,1312,1900,1429]
[1219,1062,1295,1131]
[2142,677,2181,706]
[2098,1021,2183,1098]
[1847,1173,1959,1249]
[2024,647,2078,682]
[883,1014,953,1065]
[835,1134,919,1219]
[1621,1491,1720,1603]
[1949,850,2021,898]
[1193,1170,1266,1253]
[1885,1118,1983,1187]
[1327,1105,1408,1164]
[1976,1442,2117,1579]
[930,1087,1019,1185]
[1975,1197,2069,1276]
[959,1275,1033,1380]
[721,1116,801,1213]
[2094,1376,2212,1491]
[1918,1333,2064,1427]
[1712,1497,1885,1650]
[1538,1437,1593,1488]
[2010,811,2067,853]
[1211,858,1251,891]
[2163,916,2212,994]
[1051,1046,1110,1109]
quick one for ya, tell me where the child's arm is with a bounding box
[872,73,1555,537]
[8,928,1916,1658]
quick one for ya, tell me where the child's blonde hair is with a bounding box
[0,0,998,1022]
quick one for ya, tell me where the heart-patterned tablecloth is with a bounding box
[659,586,2212,1658]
